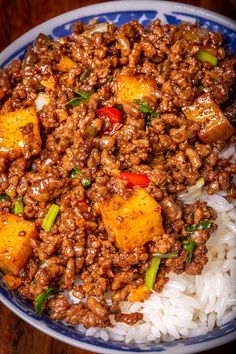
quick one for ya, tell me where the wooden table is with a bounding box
[0,0,236,353]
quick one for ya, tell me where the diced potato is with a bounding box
[182,94,235,144]
[57,56,75,72]
[100,189,164,251]
[41,77,55,90]
[114,74,157,104]
[2,273,22,290]
[128,285,150,302]
[0,212,37,275]
[0,107,42,158]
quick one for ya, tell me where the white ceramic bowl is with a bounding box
[0,2,236,353]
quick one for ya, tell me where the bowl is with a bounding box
[0,1,236,353]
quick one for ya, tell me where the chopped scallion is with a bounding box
[153,251,178,259]
[0,194,11,201]
[66,90,93,108]
[69,167,81,179]
[182,237,197,263]
[42,204,60,232]
[81,178,91,188]
[195,49,218,66]
[145,256,161,290]
[34,287,60,315]
[185,219,213,233]
[12,196,24,214]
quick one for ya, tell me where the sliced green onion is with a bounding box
[69,167,81,179]
[34,287,60,315]
[133,99,157,117]
[66,91,92,108]
[0,194,11,201]
[66,97,82,108]
[182,237,197,263]
[145,256,161,290]
[153,251,178,259]
[185,219,213,233]
[198,85,204,93]
[42,204,60,232]
[83,22,109,38]
[107,75,113,83]
[12,196,24,214]
[81,178,91,188]
[195,49,218,66]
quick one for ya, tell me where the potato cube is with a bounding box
[2,273,22,290]
[114,74,157,104]
[100,189,164,251]
[128,285,150,303]
[0,212,37,275]
[182,94,235,144]
[57,56,75,72]
[0,107,42,158]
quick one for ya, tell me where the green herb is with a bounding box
[34,287,60,315]
[195,49,218,66]
[0,194,11,201]
[79,69,91,83]
[81,178,91,188]
[153,251,178,259]
[197,220,213,230]
[12,196,24,214]
[185,220,213,233]
[113,309,120,315]
[69,167,81,179]
[145,256,161,290]
[182,237,197,263]
[198,85,204,93]
[133,99,157,117]
[66,90,93,108]
[42,204,60,232]
[107,75,113,83]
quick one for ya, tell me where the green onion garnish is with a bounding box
[0,194,11,201]
[81,178,91,188]
[133,99,157,116]
[69,167,81,179]
[66,90,93,108]
[182,237,197,263]
[107,75,113,83]
[12,196,24,214]
[185,220,213,233]
[145,256,161,290]
[42,204,60,232]
[197,85,204,93]
[195,49,218,66]
[34,287,60,315]
[153,251,178,259]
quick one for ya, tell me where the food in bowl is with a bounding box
[0,18,236,343]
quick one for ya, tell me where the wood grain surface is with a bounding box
[0,1,236,354]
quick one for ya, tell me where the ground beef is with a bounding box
[0,18,235,329]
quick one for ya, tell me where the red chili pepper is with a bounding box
[95,107,122,135]
[120,172,150,188]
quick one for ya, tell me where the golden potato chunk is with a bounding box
[100,189,164,251]
[128,285,150,303]
[114,74,157,104]
[0,212,37,275]
[182,94,235,144]
[0,107,41,158]
[57,56,75,72]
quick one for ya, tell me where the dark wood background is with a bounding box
[0,0,235,353]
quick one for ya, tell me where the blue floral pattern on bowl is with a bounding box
[0,2,236,353]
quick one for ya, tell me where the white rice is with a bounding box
[66,147,236,343]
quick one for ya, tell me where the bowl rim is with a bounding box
[0,1,236,353]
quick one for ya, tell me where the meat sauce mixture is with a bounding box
[0,19,236,328]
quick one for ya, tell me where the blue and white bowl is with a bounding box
[0,1,236,353]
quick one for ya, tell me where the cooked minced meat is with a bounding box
[0,19,235,328]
